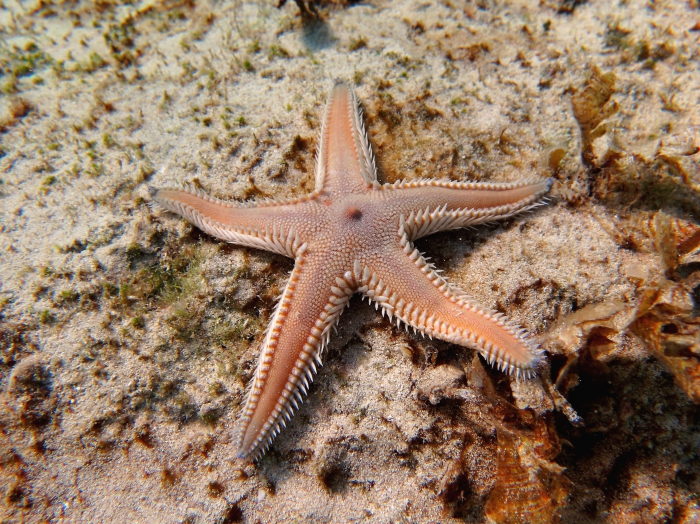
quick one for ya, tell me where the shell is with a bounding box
[484,423,569,524]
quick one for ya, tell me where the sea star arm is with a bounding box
[378,178,552,240]
[153,186,316,257]
[353,227,542,377]
[314,83,377,196]
[235,250,357,459]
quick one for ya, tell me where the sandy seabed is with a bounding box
[1,0,700,522]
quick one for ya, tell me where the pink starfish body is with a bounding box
[155,84,552,459]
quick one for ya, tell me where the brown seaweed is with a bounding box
[629,278,700,403]
[571,64,618,167]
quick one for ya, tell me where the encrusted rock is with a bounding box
[415,364,465,405]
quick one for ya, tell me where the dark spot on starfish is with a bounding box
[346,207,362,220]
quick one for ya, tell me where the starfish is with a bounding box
[154,83,552,460]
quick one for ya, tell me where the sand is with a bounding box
[1,0,699,522]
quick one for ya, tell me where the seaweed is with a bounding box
[571,64,618,168]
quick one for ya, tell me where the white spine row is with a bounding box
[400,200,546,241]
[348,88,379,184]
[372,178,546,191]
[314,92,332,189]
[235,256,357,460]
